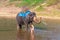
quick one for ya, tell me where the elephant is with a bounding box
[16,12,41,31]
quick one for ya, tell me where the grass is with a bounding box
[1,0,60,17]
[36,8,60,17]
[46,0,60,6]
[9,0,45,7]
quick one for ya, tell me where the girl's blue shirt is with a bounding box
[18,10,31,18]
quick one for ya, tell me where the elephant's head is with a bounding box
[28,12,42,24]
[33,16,42,23]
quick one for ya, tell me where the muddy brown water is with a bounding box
[16,29,34,40]
[16,18,60,40]
[0,18,60,40]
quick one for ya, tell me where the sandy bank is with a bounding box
[0,15,60,19]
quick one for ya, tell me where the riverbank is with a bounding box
[0,14,60,20]
[0,6,60,19]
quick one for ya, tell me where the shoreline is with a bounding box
[0,15,60,19]
[39,16,60,19]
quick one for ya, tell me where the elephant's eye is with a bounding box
[30,14,32,16]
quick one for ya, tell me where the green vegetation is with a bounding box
[46,0,60,6]
[7,0,42,9]
[0,0,60,40]
[9,0,45,7]
[34,23,47,30]
[9,0,60,9]
[0,0,60,16]
[8,0,60,17]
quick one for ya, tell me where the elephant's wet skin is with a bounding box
[16,12,41,30]
[16,12,41,40]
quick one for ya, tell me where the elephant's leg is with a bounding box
[30,24,34,33]
[17,24,19,30]
[19,24,22,29]
[25,24,29,31]
[17,24,22,30]
[33,16,42,23]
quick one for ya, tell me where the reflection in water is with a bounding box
[16,19,60,40]
[16,29,34,40]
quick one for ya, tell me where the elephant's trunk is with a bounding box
[33,16,42,24]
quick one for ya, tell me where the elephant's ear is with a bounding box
[28,12,32,16]
[32,12,36,15]
[26,13,31,20]
[28,12,36,16]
